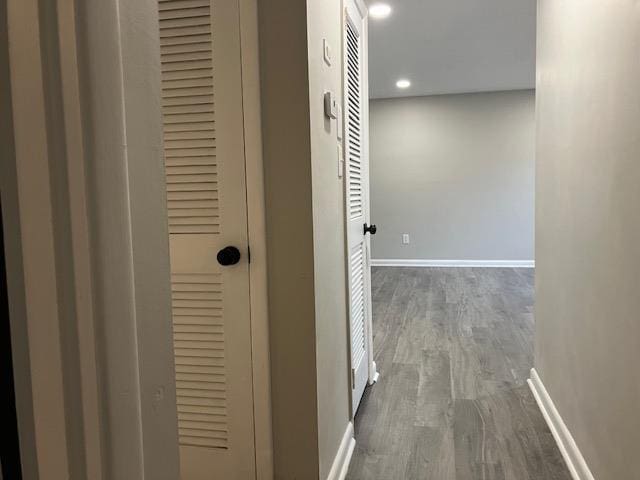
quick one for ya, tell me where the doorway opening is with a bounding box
[0,205,22,480]
[344,1,569,478]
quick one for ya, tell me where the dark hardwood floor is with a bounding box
[346,267,571,480]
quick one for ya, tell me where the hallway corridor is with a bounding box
[346,267,571,479]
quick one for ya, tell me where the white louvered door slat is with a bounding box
[158,0,256,478]
[343,1,372,416]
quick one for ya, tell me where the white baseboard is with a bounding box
[528,368,595,480]
[326,421,356,480]
[371,259,535,268]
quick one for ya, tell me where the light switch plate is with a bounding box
[323,38,332,66]
[324,91,338,119]
[402,234,410,245]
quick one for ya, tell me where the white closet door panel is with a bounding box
[344,0,371,416]
[158,0,255,478]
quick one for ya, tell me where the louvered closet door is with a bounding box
[343,1,371,416]
[158,1,255,478]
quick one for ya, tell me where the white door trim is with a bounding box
[74,0,184,476]
[4,1,77,476]
[239,0,274,477]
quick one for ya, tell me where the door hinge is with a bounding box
[247,245,251,264]
[351,368,356,389]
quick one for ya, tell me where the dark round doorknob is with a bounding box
[364,223,377,235]
[217,246,241,266]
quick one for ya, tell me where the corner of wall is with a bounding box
[258,0,321,477]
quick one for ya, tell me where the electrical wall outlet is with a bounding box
[402,234,410,245]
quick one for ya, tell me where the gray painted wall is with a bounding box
[370,90,535,262]
[535,1,640,478]
[306,0,352,478]
[259,0,351,477]
[259,0,320,477]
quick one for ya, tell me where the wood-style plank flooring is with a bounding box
[346,267,571,480]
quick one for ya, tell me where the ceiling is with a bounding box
[366,0,536,99]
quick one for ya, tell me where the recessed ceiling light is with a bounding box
[396,79,411,89]
[369,3,392,19]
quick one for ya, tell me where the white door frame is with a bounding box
[2,0,273,477]
[342,0,377,419]
[3,0,106,477]
[238,0,274,477]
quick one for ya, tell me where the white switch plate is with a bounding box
[324,91,338,119]
[402,234,410,245]
[323,39,332,66]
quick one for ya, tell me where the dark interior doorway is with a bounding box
[0,204,22,479]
